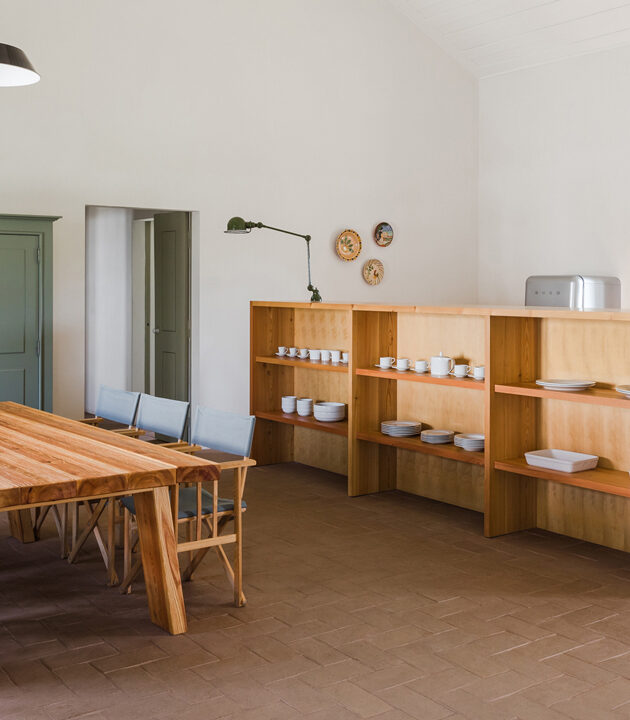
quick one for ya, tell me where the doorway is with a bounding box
[85,206,192,415]
[0,215,57,411]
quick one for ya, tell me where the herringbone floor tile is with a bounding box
[2,462,630,719]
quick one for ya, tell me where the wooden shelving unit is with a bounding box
[254,410,348,436]
[357,367,484,390]
[496,458,630,498]
[256,356,348,373]
[251,301,630,553]
[357,430,484,465]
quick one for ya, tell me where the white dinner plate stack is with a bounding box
[313,402,345,422]
[381,420,422,437]
[420,429,454,444]
[615,385,630,399]
[454,433,485,452]
[535,379,595,392]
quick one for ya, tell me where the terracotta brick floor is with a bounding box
[2,462,630,719]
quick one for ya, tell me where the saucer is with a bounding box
[374,365,393,370]
[276,353,289,357]
[393,366,409,372]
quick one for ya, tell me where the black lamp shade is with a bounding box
[0,43,39,86]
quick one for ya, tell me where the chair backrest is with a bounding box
[191,406,256,458]
[136,394,190,440]
[95,386,141,426]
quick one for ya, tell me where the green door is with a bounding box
[0,233,40,407]
[153,212,190,402]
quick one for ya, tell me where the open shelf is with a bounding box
[256,356,348,373]
[494,382,630,409]
[356,430,485,466]
[254,409,348,436]
[356,367,484,390]
[496,457,630,498]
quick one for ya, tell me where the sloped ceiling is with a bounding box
[389,0,630,77]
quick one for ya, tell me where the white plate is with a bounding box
[525,449,598,473]
[615,385,630,396]
[536,379,595,391]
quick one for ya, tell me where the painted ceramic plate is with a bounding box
[363,258,384,285]
[335,229,362,261]
[374,222,393,247]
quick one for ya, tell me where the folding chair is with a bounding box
[35,386,141,566]
[120,406,255,606]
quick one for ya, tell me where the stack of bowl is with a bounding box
[313,402,345,422]
[281,395,297,413]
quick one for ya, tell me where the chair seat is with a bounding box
[121,489,246,520]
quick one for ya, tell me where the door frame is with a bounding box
[0,215,58,411]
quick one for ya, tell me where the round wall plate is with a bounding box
[363,258,384,285]
[335,229,362,261]
[374,222,393,247]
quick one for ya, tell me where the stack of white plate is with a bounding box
[535,379,595,392]
[454,433,485,452]
[420,429,454,444]
[313,402,345,422]
[615,385,630,399]
[381,420,422,437]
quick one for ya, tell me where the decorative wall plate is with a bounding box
[335,229,362,261]
[363,258,384,285]
[374,222,393,247]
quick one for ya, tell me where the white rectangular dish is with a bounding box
[524,449,598,473]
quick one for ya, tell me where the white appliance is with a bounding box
[525,275,620,310]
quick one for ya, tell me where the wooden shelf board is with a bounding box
[356,431,485,466]
[356,367,485,390]
[256,356,348,373]
[495,382,630,409]
[495,457,630,498]
[254,410,348,436]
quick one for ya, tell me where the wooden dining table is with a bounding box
[0,401,220,635]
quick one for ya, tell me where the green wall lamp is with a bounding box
[225,217,322,302]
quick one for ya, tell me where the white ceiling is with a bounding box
[389,0,630,77]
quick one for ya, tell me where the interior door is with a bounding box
[153,211,190,401]
[0,233,40,407]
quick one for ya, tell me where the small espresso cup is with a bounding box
[451,363,470,378]
[415,359,428,373]
[298,348,309,359]
[342,352,349,363]
[309,349,321,361]
[395,358,410,371]
[277,346,287,356]
[320,350,332,362]
[281,395,297,413]
[379,356,395,369]
[330,350,341,363]
[288,347,298,357]
[471,365,485,380]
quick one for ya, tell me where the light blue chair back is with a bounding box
[191,406,256,457]
[95,386,141,426]
[136,394,190,440]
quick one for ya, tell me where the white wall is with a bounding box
[479,45,630,306]
[1,0,478,417]
[85,207,133,413]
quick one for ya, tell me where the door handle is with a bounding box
[153,328,160,334]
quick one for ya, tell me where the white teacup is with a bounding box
[288,347,298,357]
[309,349,321,361]
[342,352,349,363]
[379,356,395,369]
[470,366,485,380]
[281,395,297,413]
[320,350,332,362]
[394,358,410,371]
[414,359,428,373]
[451,364,470,378]
[298,348,308,359]
[330,350,341,363]
[430,353,454,377]
[277,346,287,356]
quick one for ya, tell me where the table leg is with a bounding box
[134,487,187,635]
[8,509,35,543]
